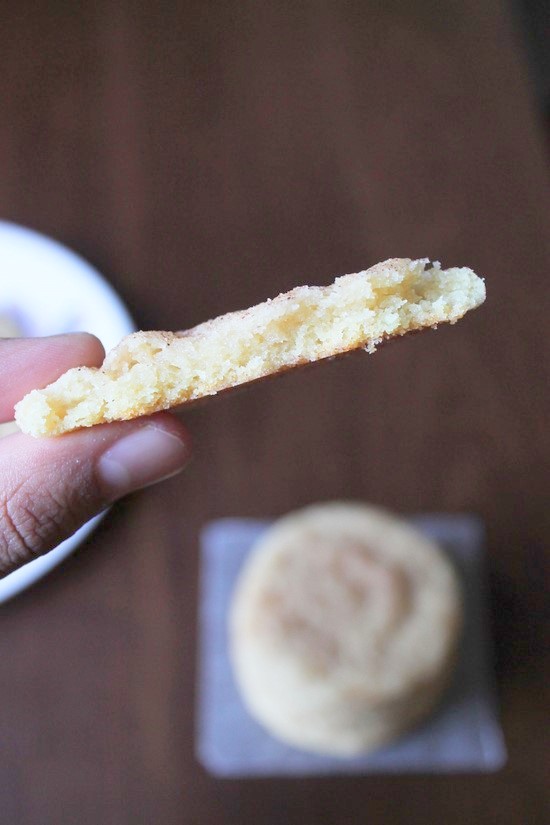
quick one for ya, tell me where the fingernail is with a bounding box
[97,424,189,500]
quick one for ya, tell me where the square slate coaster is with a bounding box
[196,514,506,776]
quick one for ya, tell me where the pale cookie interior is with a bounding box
[15,258,485,436]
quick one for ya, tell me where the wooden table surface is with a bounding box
[0,2,548,823]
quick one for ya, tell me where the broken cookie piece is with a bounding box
[15,258,485,437]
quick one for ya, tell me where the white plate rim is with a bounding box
[0,221,135,603]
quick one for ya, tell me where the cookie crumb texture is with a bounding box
[15,258,485,436]
[229,503,463,756]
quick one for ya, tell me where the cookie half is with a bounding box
[15,258,485,436]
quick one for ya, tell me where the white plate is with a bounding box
[0,221,135,603]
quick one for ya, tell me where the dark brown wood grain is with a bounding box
[0,1,548,823]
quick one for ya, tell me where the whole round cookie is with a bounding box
[229,502,462,756]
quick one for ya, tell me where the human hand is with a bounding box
[0,333,191,577]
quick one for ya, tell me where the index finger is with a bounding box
[0,333,105,423]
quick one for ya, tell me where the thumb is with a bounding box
[0,413,190,576]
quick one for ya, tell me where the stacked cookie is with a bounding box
[230,503,462,756]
